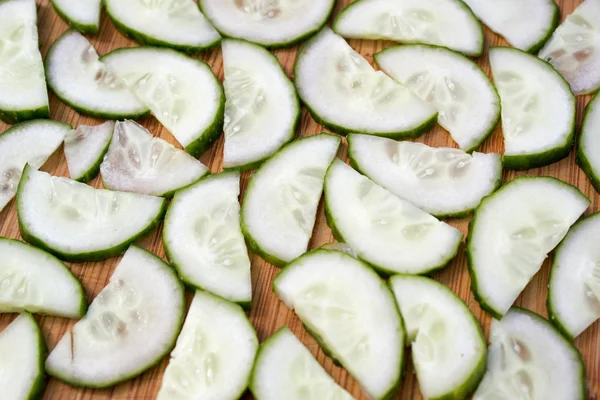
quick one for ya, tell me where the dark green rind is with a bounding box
[50,0,99,35]
[0,119,72,141]
[0,106,50,125]
[517,0,560,54]
[72,129,113,184]
[15,312,48,400]
[577,93,600,194]
[198,0,335,49]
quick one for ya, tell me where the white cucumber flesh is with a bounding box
[104,0,221,51]
[198,0,335,48]
[17,165,167,262]
[0,120,69,213]
[333,0,483,56]
[64,121,114,183]
[45,30,150,120]
[273,249,404,400]
[375,45,500,152]
[101,47,224,157]
[163,172,252,307]
[490,47,576,170]
[473,308,585,400]
[50,0,101,34]
[325,159,463,275]
[0,0,49,124]
[100,120,209,197]
[348,134,502,218]
[0,238,87,318]
[294,27,437,139]
[539,0,600,95]
[46,246,185,388]
[241,134,340,266]
[222,39,299,170]
[467,177,589,319]
[157,290,258,400]
[389,275,486,400]
[250,326,355,400]
[0,313,46,400]
[578,93,600,193]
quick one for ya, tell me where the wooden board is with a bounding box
[0,1,598,399]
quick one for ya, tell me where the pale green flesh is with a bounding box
[64,121,114,181]
[51,0,101,32]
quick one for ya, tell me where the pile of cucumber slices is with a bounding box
[1,0,600,399]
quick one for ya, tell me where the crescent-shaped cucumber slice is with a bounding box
[50,0,102,34]
[64,121,114,183]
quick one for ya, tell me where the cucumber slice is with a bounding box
[198,0,335,48]
[241,134,340,267]
[50,0,101,34]
[46,246,185,388]
[0,120,69,213]
[467,177,589,319]
[294,27,437,139]
[64,121,114,183]
[0,313,46,400]
[389,275,486,400]
[16,165,167,262]
[100,120,209,197]
[463,0,559,53]
[333,0,483,56]
[0,238,87,318]
[374,45,500,152]
[473,308,586,400]
[157,290,258,400]
[273,249,404,400]
[577,93,600,193]
[104,0,221,52]
[325,159,463,275]
[102,47,224,157]
[45,30,150,120]
[163,172,252,307]
[0,0,49,124]
[548,212,600,339]
[222,39,299,171]
[490,46,576,170]
[250,326,354,400]
[539,0,600,95]
[348,134,502,218]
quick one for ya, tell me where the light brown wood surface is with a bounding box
[0,0,598,399]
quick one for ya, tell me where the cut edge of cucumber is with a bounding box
[577,93,600,194]
[50,0,99,35]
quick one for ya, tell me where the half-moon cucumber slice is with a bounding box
[17,165,167,262]
[64,121,114,183]
[577,93,600,194]
[325,159,463,275]
[50,0,102,34]
[294,27,437,139]
[273,249,404,400]
[46,246,185,388]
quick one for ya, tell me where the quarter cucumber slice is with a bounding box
[50,0,101,34]
[294,27,437,139]
[273,249,404,400]
[577,93,600,193]
[17,165,167,262]
[325,159,463,275]
[104,0,221,52]
[222,39,299,170]
[164,172,252,307]
[0,238,87,318]
[389,275,486,400]
[100,120,209,197]
[0,0,49,124]
[0,313,46,400]
[490,47,576,170]
[198,0,335,48]
[250,326,354,400]
[333,0,483,56]
[374,45,500,152]
[64,121,114,183]
[45,30,150,120]
[157,290,258,400]
[0,120,69,213]
[241,134,340,266]
[539,0,600,95]
[548,212,600,339]
[102,47,224,157]
[467,177,589,319]
[463,0,559,53]
[348,134,502,218]
[473,308,586,400]
[46,246,185,388]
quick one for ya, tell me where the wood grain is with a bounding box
[1,1,598,399]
